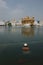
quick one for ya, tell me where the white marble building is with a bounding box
[10,19,16,26]
[34,21,40,26]
[0,20,5,26]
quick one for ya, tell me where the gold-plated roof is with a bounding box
[22,16,34,21]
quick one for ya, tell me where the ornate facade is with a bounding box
[21,16,35,26]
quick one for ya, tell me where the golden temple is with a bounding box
[21,16,35,26]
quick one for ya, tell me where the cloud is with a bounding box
[0,0,29,21]
[0,0,9,20]
[0,0,8,8]
[10,4,25,20]
[0,1,34,21]
[0,1,25,20]
[0,0,43,21]
[0,1,33,21]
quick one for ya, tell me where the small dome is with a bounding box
[24,43,28,47]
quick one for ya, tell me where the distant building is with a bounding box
[10,19,16,26]
[5,19,16,26]
[34,20,40,26]
[0,21,5,26]
[5,21,10,26]
[15,20,22,26]
[21,16,35,26]
[40,21,43,26]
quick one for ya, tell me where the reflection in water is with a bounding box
[21,27,34,37]
[0,26,41,36]
[0,26,5,32]
[22,49,30,54]
[6,26,12,32]
[5,26,15,32]
[0,26,43,65]
[17,58,26,64]
[22,43,30,54]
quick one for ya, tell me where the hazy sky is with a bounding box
[0,0,43,21]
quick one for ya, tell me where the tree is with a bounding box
[37,20,40,23]
[8,22,12,26]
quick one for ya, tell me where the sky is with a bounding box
[0,0,43,21]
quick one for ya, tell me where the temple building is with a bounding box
[21,16,35,26]
[0,20,5,26]
[10,19,16,26]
